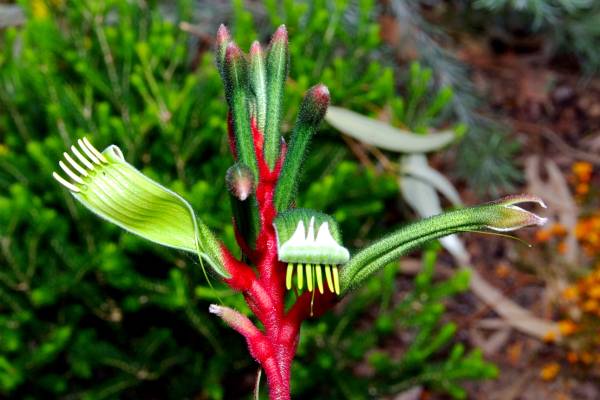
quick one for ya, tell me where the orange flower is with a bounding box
[550,223,568,236]
[543,331,557,343]
[535,229,552,243]
[557,241,568,254]
[558,320,578,336]
[572,161,593,182]
[583,299,599,313]
[562,286,579,301]
[581,352,594,365]
[540,362,560,381]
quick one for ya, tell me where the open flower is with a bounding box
[274,209,349,294]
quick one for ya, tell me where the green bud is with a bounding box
[264,25,289,169]
[226,163,255,201]
[274,84,330,212]
[340,195,547,294]
[222,42,258,181]
[249,41,267,133]
[225,163,259,249]
[215,24,231,78]
[223,42,248,101]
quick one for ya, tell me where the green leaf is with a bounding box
[52,138,228,277]
[325,106,456,152]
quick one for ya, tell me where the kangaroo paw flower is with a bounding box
[53,137,228,277]
[274,209,348,294]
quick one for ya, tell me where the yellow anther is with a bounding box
[296,263,303,290]
[333,265,340,295]
[286,263,293,290]
[305,264,313,292]
[325,264,334,293]
[315,264,324,294]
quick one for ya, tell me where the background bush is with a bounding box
[0,0,497,398]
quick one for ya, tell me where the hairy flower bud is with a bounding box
[226,163,255,201]
[298,84,330,126]
[215,24,231,76]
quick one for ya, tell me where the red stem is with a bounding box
[219,118,334,399]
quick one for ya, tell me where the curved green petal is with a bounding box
[53,138,228,278]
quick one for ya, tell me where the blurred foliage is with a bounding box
[390,0,522,196]
[465,0,600,73]
[0,0,495,398]
[292,245,497,399]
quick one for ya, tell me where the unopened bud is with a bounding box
[484,194,548,232]
[298,84,330,126]
[271,25,288,44]
[215,24,231,74]
[249,41,267,132]
[226,163,255,201]
[224,42,248,92]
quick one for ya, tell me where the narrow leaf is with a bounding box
[401,154,462,206]
[325,106,456,153]
[400,155,469,264]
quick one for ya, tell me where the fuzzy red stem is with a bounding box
[220,117,333,399]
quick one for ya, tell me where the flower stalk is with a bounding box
[52,25,547,400]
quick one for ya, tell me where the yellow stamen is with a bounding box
[305,264,313,292]
[333,265,340,295]
[315,264,324,294]
[296,263,303,290]
[325,264,334,293]
[286,263,293,290]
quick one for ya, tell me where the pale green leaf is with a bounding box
[325,106,456,153]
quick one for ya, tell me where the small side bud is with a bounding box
[273,84,330,212]
[298,84,330,126]
[215,24,231,75]
[209,304,259,338]
[226,163,255,201]
[485,194,548,232]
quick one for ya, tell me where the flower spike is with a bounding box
[53,137,228,277]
